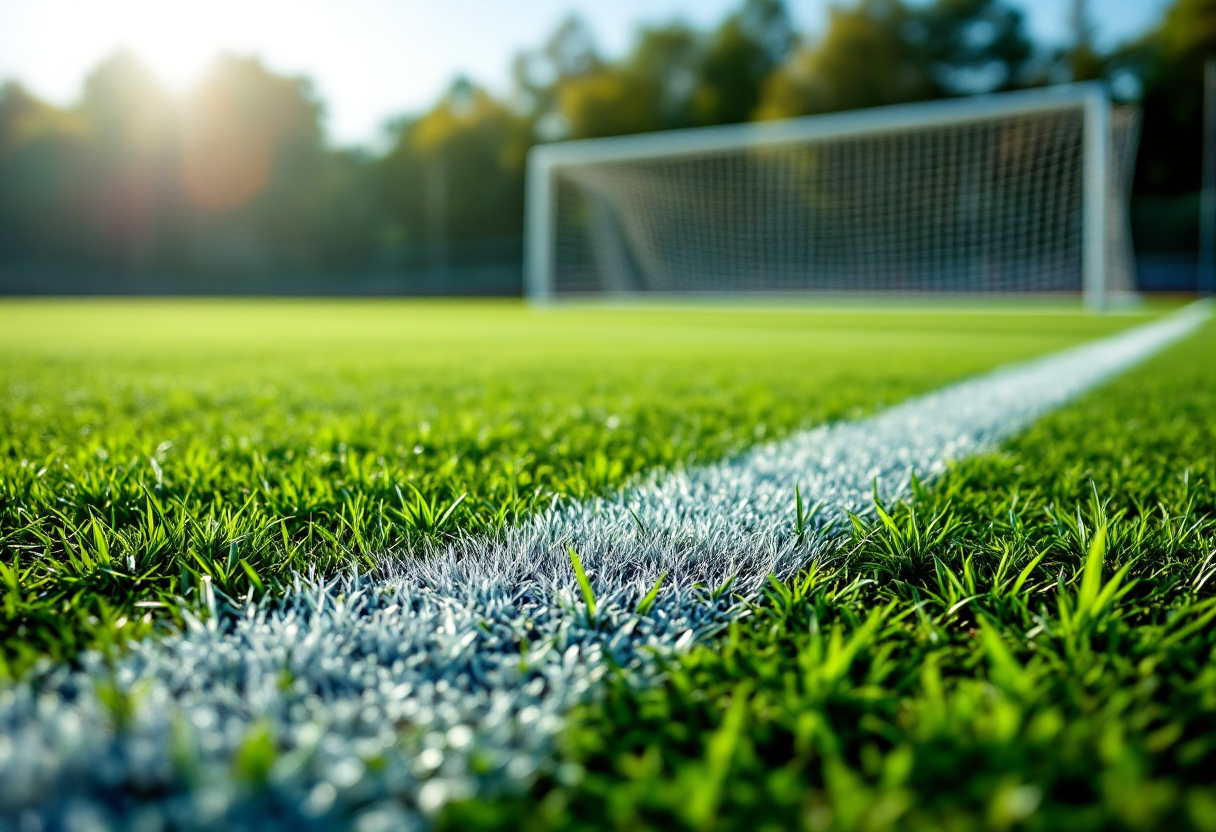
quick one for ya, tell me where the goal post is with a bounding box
[1083,86,1110,312]
[524,83,1138,309]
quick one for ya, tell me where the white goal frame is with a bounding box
[525,83,1123,310]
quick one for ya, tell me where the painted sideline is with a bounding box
[0,302,1208,831]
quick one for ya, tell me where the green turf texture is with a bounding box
[441,318,1216,832]
[0,299,1150,675]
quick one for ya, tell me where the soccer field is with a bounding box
[1,299,1214,830]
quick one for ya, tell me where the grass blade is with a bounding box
[568,546,597,624]
[636,570,667,615]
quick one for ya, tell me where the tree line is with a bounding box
[0,0,1213,293]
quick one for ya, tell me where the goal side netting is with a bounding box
[526,84,1139,307]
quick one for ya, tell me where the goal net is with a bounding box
[525,84,1138,308]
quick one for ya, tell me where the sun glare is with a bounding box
[106,1,253,91]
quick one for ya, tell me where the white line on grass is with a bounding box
[0,303,1208,832]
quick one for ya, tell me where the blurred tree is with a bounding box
[311,148,381,271]
[379,79,531,247]
[545,1,793,140]
[513,17,604,141]
[179,55,346,274]
[692,0,795,124]
[77,51,175,279]
[917,0,1032,94]
[0,0,1208,292]
[0,83,91,265]
[627,25,705,129]
[1019,0,1105,88]
[79,50,172,158]
[0,82,78,160]
[553,34,684,140]
[1067,0,1104,82]
[1119,0,1216,196]
[757,0,1031,118]
[758,0,929,117]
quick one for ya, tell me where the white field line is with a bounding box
[0,303,1208,831]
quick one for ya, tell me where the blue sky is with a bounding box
[0,0,1174,147]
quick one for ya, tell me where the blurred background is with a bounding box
[0,0,1208,296]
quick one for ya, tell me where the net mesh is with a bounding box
[548,106,1139,298]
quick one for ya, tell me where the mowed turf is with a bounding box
[445,316,1216,832]
[0,299,1154,675]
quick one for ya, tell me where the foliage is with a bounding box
[7,0,1162,292]
[757,0,1032,120]
[379,79,532,246]
[1116,0,1216,197]
[439,320,1216,831]
[0,52,378,282]
[533,0,794,141]
[687,0,795,126]
[0,299,1139,677]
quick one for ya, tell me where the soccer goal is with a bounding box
[525,83,1138,310]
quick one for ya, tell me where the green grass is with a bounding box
[440,318,1216,832]
[0,299,1153,676]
